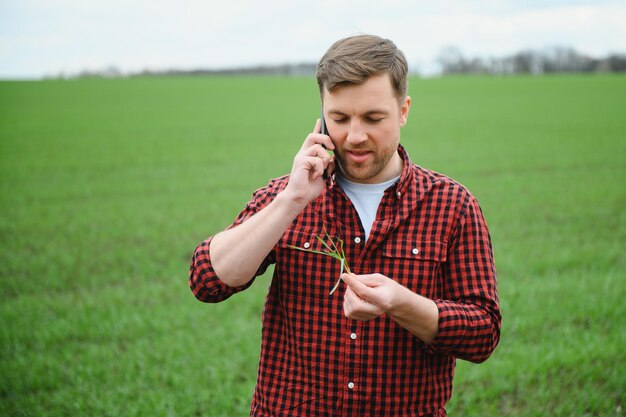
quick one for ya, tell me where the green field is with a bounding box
[1,74,625,416]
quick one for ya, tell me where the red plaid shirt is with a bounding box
[190,145,501,417]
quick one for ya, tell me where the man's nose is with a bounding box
[346,120,367,145]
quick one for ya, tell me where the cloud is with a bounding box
[0,0,625,78]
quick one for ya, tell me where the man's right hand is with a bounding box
[283,119,335,207]
[209,119,334,287]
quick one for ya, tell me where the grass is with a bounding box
[0,74,624,416]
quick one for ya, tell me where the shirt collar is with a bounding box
[319,144,434,229]
[390,144,413,199]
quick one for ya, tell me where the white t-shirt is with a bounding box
[336,174,401,242]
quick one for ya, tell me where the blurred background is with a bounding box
[1,1,625,416]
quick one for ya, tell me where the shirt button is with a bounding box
[354,237,361,244]
[397,191,402,198]
[350,333,357,340]
[348,382,355,389]
[412,248,420,255]
[303,242,310,249]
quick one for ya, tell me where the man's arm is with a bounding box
[209,192,306,287]
[197,119,335,288]
[342,195,501,362]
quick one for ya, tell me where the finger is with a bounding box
[321,133,335,150]
[302,134,335,152]
[314,118,322,134]
[343,284,361,306]
[326,157,336,177]
[343,286,383,320]
[343,286,365,317]
[315,118,334,149]
[299,147,332,178]
[302,143,332,160]
[341,273,374,301]
[299,156,325,180]
[353,273,386,286]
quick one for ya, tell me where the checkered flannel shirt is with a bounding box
[190,145,501,417]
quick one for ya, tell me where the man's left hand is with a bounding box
[341,273,401,321]
[341,272,439,343]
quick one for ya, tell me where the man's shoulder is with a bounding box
[409,163,474,203]
[252,174,290,195]
[239,175,290,211]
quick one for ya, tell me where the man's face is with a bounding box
[322,73,411,184]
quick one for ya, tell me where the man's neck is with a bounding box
[381,150,403,182]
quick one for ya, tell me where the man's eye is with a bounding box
[333,118,348,124]
[367,118,384,123]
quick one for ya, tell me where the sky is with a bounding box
[1,0,625,79]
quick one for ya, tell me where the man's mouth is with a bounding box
[345,150,373,164]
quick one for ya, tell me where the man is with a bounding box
[190,34,501,416]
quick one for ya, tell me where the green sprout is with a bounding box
[287,230,352,295]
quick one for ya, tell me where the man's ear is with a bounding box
[399,96,411,127]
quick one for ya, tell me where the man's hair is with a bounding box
[316,34,408,101]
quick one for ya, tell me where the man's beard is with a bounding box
[334,141,399,183]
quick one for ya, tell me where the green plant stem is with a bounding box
[287,232,351,295]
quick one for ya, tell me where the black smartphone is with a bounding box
[321,112,331,179]
[321,113,328,136]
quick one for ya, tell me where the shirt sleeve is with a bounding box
[188,178,285,303]
[427,194,501,363]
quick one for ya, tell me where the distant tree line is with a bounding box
[134,62,317,77]
[436,46,626,75]
[58,63,317,79]
[56,46,625,79]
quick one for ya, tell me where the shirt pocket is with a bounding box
[381,237,447,299]
[275,228,344,300]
